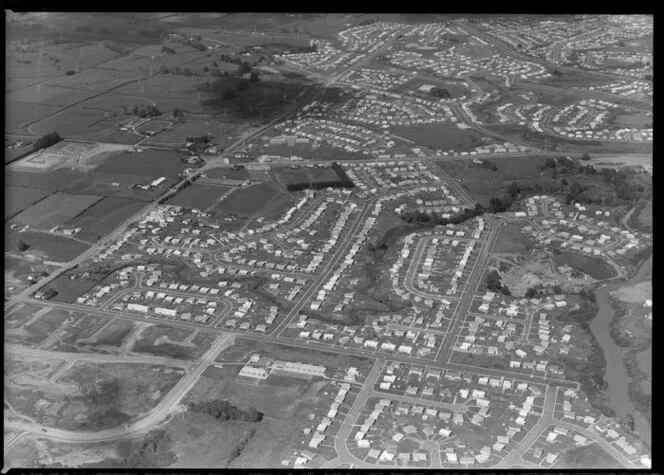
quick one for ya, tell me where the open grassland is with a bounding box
[435,156,547,205]
[392,123,491,150]
[215,182,293,218]
[203,167,251,181]
[553,442,622,469]
[493,221,537,254]
[94,149,185,178]
[144,118,246,149]
[271,166,342,186]
[6,102,64,135]
[166,184,233,211]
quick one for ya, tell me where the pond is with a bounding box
[554,253,614,280]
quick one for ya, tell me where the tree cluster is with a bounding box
[130,104,161,118]
[187,399,264,422]
[103,41,132,54]
[485,269,510,295]
[401,202,484,226]
[33,131,62,151]
[285,163,355,192]
[186,135,211,144]
[429,86,451,98]
[481,160,498,171]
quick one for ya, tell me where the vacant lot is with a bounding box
[392,123,490,150]
[49,314,112,351]
[166,184,233,211]
[435,156,548,205]
[66,197,146,240]
[493,221,537,254]
[19,308,70,345]
[554,442,622,469]
[131,326,216,360]
[94,319,136,347]
[11,362,185,431]
[11,192,103,228]
[5,186,52,220]
[5,302,49,328]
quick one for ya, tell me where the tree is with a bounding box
[581,152,591,161]
[525,287,537,299]
[488,197,508,213]
[237,61,252,75]
[33,131,62,151]
[570,182,584,196]
[17,239,30,252]
[249,70,259,82]
[544,157,557,168]
[222,87,236,100]
[507,182,520,199]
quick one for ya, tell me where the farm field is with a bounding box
[11,192,103,228]
[6,230,92,262]
[166,184,233,211]
[391,123,491,150]
[203,166,251,181]
[144,119,247,149]
[66,197,147,241]
[6,101,63,135]
[94,149,186,179]
[5,186,52,220]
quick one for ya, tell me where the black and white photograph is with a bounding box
[4,11,653,470]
